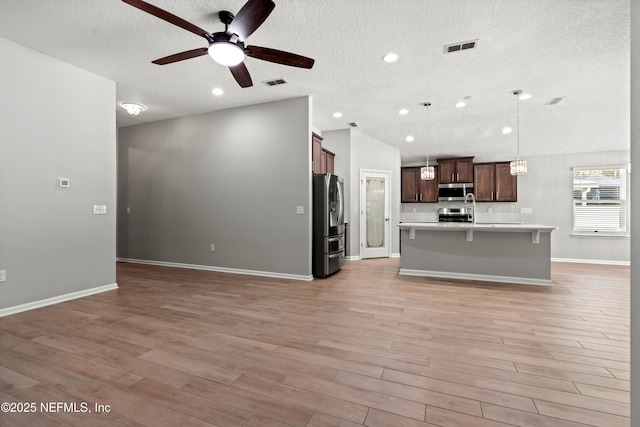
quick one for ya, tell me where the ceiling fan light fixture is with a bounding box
[120,102,147,116]
[208,42,245,66]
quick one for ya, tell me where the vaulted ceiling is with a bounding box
[0,0,630,162]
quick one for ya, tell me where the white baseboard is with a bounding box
[117,258,313,281]
[390,253,401,258]
[0,283,119,317]
[399,268,552,286]
[345,256,361,261]
[552,257,630,266]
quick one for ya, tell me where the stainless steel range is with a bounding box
[438,207,473,223]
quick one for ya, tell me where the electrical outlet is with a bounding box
[93,205,107,215]
[0,270,6,282]
[210,244,216,252]
[520,207,532,214]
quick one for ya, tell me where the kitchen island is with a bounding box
[398,222,558,285]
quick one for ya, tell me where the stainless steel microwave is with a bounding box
[438,183,474,202]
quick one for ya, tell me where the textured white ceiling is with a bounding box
[0,0,630,162]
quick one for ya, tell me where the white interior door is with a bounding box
[360,170,390,259]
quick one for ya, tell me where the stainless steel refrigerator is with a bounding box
[312,173,345,278]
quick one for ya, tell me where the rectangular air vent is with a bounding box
[347,122,359,128]
[444,39,479,54]
[545,97,564,105]
[262,78,288,87]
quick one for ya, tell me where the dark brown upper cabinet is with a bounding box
[437,157,474,184]
[401,166,439,203]
[474,162,517,202]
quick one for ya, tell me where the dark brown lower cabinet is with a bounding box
[474,162,517,202]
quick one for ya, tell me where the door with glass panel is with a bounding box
[360,170,390,258]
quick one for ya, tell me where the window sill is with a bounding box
[571,232,629,239]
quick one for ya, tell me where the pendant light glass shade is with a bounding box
[421,102,435,181]
[509,90,528,176]
[420,166,435,180]
[510,159,528,175]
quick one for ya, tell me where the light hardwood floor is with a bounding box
[0,259,630,426]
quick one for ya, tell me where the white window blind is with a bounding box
[572,166,627,235]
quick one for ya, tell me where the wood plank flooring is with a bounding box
[0,259,630,426]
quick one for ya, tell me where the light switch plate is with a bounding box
[93,205,107,215]
[296,206,304,215]
[0,270,6,282]
[520,207,532,214]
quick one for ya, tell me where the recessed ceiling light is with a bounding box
[333,112,343,118]
[398,109,409,115]
[502,127,513,134]
[383,53,399,63]
[211,88,224,96]
[406,135,414,143]
[519,93,532,100]
[455,101,466,108]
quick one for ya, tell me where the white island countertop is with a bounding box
[398,222,557,243]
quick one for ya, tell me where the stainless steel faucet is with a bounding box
[464,192,476,224]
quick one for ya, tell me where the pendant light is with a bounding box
[510,90,528,175]
[420,102,435,180]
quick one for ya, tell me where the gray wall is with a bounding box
[117,97,312,278]
[629,0,638,423]
[323,128,402,258]
[402,149,631,263]
[0,38,117,310]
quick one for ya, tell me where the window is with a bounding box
[572,166,628,236]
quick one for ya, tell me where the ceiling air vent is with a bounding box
[444,39,479,54]
[262,78,288,87]
[347,122,359,128]
[545,97,564,106]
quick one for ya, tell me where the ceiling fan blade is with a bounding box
[229,62,253,88]
[246,46,315,69]
[122,0,209,38]
[152,48,209,65]
[226,0,275,41]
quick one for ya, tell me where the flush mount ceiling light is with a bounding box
[420,102,435,181]
[120,102,147,116]
[509,90,528,175]
[383,53,399,63]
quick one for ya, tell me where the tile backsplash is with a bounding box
[400,203,524,223]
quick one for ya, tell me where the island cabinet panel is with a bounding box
[438,157,474,184]
[474,162,517,202]
[401,166,438,203]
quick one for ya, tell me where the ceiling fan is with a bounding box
[122,0,315,88]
